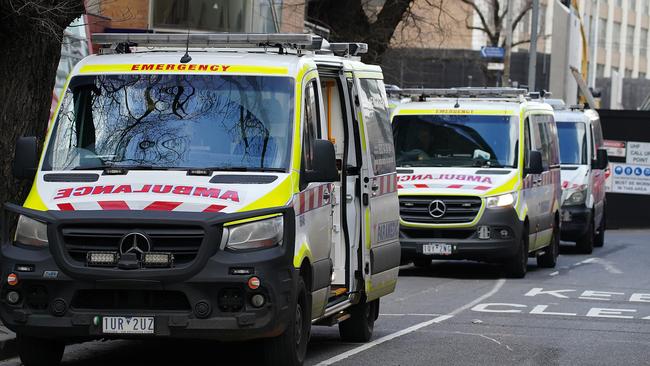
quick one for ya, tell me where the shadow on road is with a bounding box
[398,260,539,280]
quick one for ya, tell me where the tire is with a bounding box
[537,220,559,268]
[576,220,594,254]
[17,335,64,366]
[594,211,605,248]
[505,228,529,278]
[339,299,378,342]
[413,258,431,268]
[263,276,311,366]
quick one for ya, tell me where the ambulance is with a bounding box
[549,100,608,253]
[2,33,400,366]
[392,88,562,278]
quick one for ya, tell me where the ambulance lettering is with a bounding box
[53,185,240,202]
[398,174,493,185]
[130,64,233,72]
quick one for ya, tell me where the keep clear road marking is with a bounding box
[315,279,506,366]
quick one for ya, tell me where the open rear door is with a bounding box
[351,74,401,302]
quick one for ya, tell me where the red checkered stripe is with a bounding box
[396,183,491,191]
[56,201,227,213]
[293,183,333,216]
[523,170,561,189]
[373,174,398,196]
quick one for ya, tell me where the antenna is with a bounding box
[180,0,192,64]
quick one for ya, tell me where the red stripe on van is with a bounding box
[57,203,74,211]
[414,184,428,188]
[447,184,463,189]
[203,204,226,213]
[144,201,182,211]
[475,186,491,191]
[98,201,129,210]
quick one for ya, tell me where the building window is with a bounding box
[625,69,633,78]
[151,0,282,33]
[613,21,621,47]
[630,0,637,11]
[598,18,607,47]
[641,28,648,53]
[597,64,605,78]
[627,25,635,53]
[639,71,647,79]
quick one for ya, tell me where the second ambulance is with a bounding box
[393,88,562,278]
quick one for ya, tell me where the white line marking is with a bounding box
[380,313,443,317]
[454,331,514,352]
[315,279,506,366]
[549,271,559,276]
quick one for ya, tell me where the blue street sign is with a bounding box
[480,46,505,59]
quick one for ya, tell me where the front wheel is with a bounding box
[339,299,379,342]
[538,221,559,268]
[263,276,311,366]
[504,228,529,278]
[17,335,64,366]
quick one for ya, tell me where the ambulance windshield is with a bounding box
[393,114,519,168]
[43,74,294,171]
[557,121,588,165]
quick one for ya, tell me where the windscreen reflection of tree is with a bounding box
[439,116,498,161]
[90,75,272,168]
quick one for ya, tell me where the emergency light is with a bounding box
[397,87,529,99]
[92,33,322,50]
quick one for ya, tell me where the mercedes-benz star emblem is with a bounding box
[119,232,151,259]
[428,200,447,218]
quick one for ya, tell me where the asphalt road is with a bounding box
[2,230,649,366]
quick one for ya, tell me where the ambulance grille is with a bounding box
[61,225,204,266]
[399,196,482,224]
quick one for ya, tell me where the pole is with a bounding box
[502,0,514,86]
[528,0,539,92]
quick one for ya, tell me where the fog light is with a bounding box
[248,277,261,290]
[500,229,510,238]
[87,251,119,266]
[6,291,20,305]
[50,298,67,316]
[251,294,265,308]
[142,252,174,267]
[477,226,491,240]
[7,273,18,286]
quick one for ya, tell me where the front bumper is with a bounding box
[0,204,297,342]
[560,205,592,241]
[400,206,523,262]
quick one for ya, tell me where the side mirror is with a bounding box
[525,150,544,175]
[13,137,39,180]
[592,148,608,170]
[304,139,338,183]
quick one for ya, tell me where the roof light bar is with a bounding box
[92,33,321,49]
[329,42,368,56]
[397,87,528,99]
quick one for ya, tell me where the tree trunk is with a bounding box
[0,1,84,205]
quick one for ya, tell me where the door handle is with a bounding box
[371,184,380,196]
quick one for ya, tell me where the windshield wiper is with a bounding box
[201,166,287,173]
[73,165,169,172]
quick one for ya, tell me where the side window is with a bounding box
[546,116,560,167]
[524,118,531,168]
[531,115,550,170]
[302,80,321,172]
[357,78,396,175]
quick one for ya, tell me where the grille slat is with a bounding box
[61,225,205,266]
[400,196,482,224]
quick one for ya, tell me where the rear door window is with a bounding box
[357,78,396,175]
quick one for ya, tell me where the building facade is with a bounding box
[88,0,305,34]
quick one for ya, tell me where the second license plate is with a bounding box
[422,243,453,255]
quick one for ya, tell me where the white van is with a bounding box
[550,101,608,253]
[3,33,400,366]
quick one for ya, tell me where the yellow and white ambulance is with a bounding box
[2,34,400,366]
[392,88,562,278]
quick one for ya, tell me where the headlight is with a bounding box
[14,215,48,247]
[564,188,587,206]
[226,216,283,251]
[486,193,516,208]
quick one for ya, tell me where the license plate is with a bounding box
[423,243,453,255]
[102,316,154,334]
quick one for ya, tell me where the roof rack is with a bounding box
[396,87,528,101]
[92,33,323,53]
